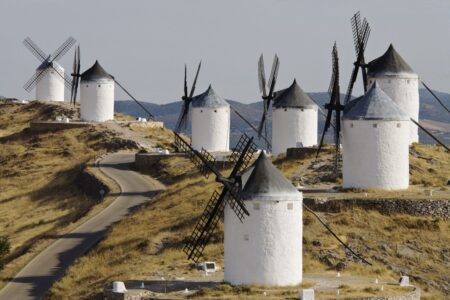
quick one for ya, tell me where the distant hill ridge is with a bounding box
[115,89,450,145]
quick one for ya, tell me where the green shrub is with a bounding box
[0,236,10,270]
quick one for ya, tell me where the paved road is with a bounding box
[0,152,163,300]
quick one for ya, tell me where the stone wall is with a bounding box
[30,121,91,131]
[304,197,449,219]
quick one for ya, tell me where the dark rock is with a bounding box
[335,262,347,271]
[312,239,322,247]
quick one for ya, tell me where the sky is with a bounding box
[1,0,450,104]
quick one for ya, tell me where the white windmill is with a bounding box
[190,85,230,152]
[342,82,410,190]
[79,61,115,122]
[23,37,76,102]
[366,44,420,144]
[271,79,318,155]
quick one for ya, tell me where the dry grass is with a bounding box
[129,125,178,152]
[49,150,450,299]
[0,102,136,289]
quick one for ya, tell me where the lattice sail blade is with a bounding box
[351,11,362,55]
[258,54,267,96]
[267,54,280,94]
[51,37,76,62]
[189,61,202,98]
[183,189,228,262]
[23,37,47,62]
[175,100,190,132]
[173,132,217,179]
[23,68,49,92]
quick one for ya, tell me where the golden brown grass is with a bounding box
[129,125,178,152]
[49,150,450,299]
[0,102,136,289]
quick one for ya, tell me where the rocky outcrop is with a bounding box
[304,197,450,218]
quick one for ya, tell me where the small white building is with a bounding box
[80,61,115,122]
[367,44,419,144]
[272,79,318,156]
[342,82,410,190]
[224,152,303,286]
[35,60,65,102]
[191,85,230,152]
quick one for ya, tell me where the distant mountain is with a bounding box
[115,89,450,146]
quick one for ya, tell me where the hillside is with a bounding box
[0,101,139,290]
[115,89,450,146]
[49,138,449,299]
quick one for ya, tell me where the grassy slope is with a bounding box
[49,141,449,299]
[0,102,136,289]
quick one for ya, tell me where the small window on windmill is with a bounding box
[244,234,249,241]
[397,123,401,128]
[301,108,304,112]
[350,123,354,128]
[284,108,287,112]
[287,203,293,210]
[98,84,101,87]
[200,109,203,113]
[86,84,89,87]
[253,203,260,210]
[214,109,217,113]
[373,123,378,128]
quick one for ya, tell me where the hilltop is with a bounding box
[0,100,448,299]
[49,138,449,299]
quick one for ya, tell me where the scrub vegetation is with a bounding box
[49,142,449,299]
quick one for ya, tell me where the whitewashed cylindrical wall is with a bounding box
[80,79,115,122]
[224,196,303,286]
[35,67,65,102]
[342,120,410,190]
[272,107,318,155]
[191,106,230,152]
[368,76,419,144]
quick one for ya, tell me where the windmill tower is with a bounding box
[23,37,76,102]
[342,82,410,190]
[272,79,318,155]
[175,133,302,286]
[191,85,230,152]
[366,44,419,144]
[224,152,303,286]
[79,61,115,122]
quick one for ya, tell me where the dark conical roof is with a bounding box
[367,44,415,76]
[343,82,409,121]
[272,79,317,109]
[241,152,300,201]
[191,85,229,108]
[80,60,113,82]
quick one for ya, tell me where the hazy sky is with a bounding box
[1,0,450,104]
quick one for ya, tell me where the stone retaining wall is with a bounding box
[304,197,449,218]
[30,121,91,131]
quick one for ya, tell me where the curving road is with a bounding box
[0,152,163,300]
